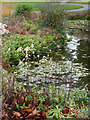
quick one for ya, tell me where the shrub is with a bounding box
[85,15,90,20]
[68,14,85,20]
[15,3,33,16]
[36,3,67,33]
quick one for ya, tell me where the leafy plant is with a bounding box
[37,3,67,33]
[15,3,33,16]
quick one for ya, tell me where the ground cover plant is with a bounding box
[69,19,88,30]
[68,11,90,20]
[2,79,89,119]
[1,2,89,119]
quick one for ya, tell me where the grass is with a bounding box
[61,4,83,10]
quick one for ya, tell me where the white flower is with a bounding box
[17,47,23,52]
[25,53,28,58]
[19,60,23,65]
[24,46,30,52]
[31,44,34,48]
[6,48,11,53]
[57,45,60,48]
[62,56,65,59]
[8,48,10,51]
[0,30,4,35]
[0,23,9,35]
[25,62,27,65]
[37,55,40,58]
[32,51,35,54]
[47,54,49,57]
[0,23,5,29]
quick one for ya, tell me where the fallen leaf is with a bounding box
[42,110,46,118]
[23,109,32,113]
[32,108,40,115]
[3,113,8,118]
[13,111,21,119]
[26,109,40,119]
[34,98,38,106]
[26,113,35,118]
[37,113,41,116]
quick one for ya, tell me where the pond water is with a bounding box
[15,21,89,91]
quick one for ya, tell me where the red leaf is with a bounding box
[62,108,69,114]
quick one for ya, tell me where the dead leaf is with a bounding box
[32,106,35,111]
[32,108,38,115]
[4,103,7,109]
[13,111,21,119]
[42,110,46,118]
[23,109,32,113]
[34,98,38,106]
[26,113,35,118]
[3,113,8,118]
[37,113,41,116]
[26,109,40,119]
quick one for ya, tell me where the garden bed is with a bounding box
[1,3,89,119]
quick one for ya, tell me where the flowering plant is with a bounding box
[0,23,9,35]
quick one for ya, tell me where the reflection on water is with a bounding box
[66,28,89,89]
[67,28,89,69]
[66,33,80,60]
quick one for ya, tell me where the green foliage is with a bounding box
[22,20,39,33]
[37,3,67,33]
[2,32,66,66]
[15,3,33,16]
[10,82,90,118]
[85,15,90,20]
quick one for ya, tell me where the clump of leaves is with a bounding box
[15,3,33,16]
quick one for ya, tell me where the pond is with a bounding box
[14,20,89,91]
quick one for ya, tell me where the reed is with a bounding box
[2,3,14,16]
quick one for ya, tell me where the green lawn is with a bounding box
[61,4,83,10]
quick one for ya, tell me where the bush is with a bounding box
[68,14,85,20]
[15,3,33,16]
[36,3,67,33]
[85,15,90,20]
